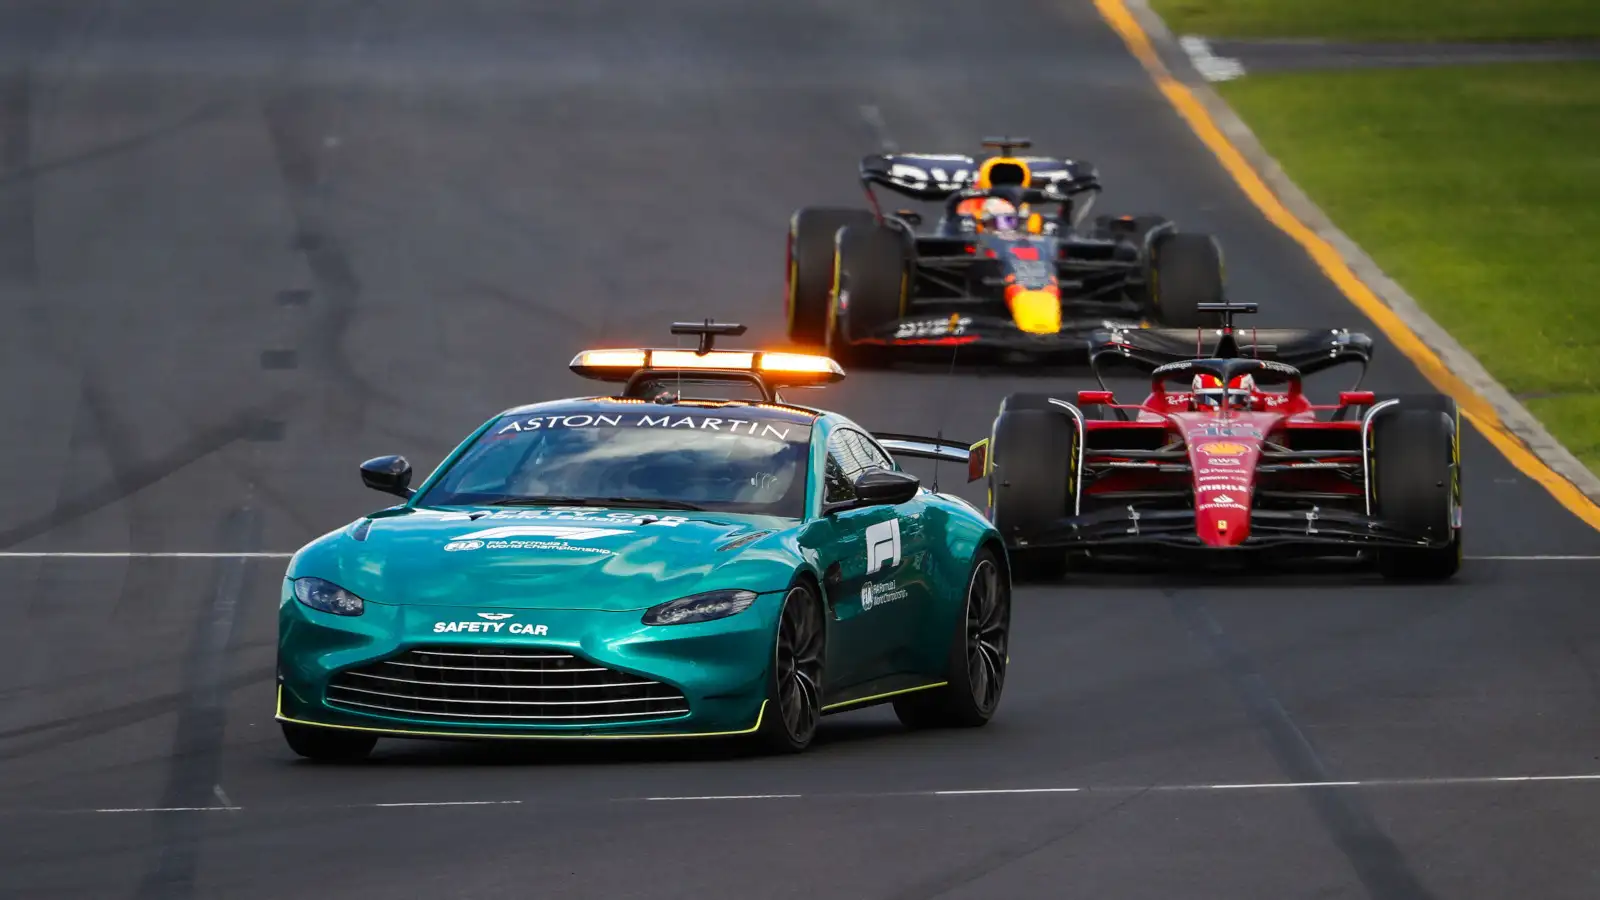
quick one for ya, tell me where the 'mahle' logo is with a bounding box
[865,519,902,575]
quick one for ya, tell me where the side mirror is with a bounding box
[1077,390,1114,406]
[360,455,414,498]
[967,439,989,483]
[894,209,923,226]
[1338,391,1376,407]
[853,469,920,506]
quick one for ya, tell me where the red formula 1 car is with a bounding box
[969,303,1462,581]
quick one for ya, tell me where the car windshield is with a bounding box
[418,407,814,517]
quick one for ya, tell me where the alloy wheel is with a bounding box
[775,586,824,743]
[965,558,1008,713]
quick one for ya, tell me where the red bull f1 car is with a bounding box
[968,302,1462,581]
[784,137,1229,364]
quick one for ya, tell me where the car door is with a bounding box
[842,429,935,672]
[816,428,926,692]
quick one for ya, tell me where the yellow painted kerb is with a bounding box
[1091,0,1600,532]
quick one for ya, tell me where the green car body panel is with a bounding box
[276,397,1006,742]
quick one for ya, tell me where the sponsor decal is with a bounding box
[443,524,630,554]
[1199,457,1242,467]
[1197,442,1249,456]
[1193,423,1263,438]
[481,509,688,527]
[1258,360,1298,374]
[866,519,902,575]
[495,413,793,441]
[1197,483,1246,493]
[1196,474,1246,483]
[861,579,909,611]
[895,315,973,340]
[434,618,550,635]
[1199,501,1246,511]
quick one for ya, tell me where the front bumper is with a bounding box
[276,587,780,741]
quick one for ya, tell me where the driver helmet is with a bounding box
[1192,373,1255,410]
[979,197,1020,234]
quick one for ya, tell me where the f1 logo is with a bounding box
[866,519,902,575]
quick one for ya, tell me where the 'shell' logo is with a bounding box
[1197,442,1249,456]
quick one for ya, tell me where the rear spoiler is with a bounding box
[873,432,988,483]
[1088,325,1374,386]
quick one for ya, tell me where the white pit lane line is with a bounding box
[4,774,1599,815]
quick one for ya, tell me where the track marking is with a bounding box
[644,794,802,801]
[934,787,1081,796]
[16,772,1595,816]
[1092,0,1600,534]
[1177,36,1245,81]
[370,800,523,808]
[858,104,898,151]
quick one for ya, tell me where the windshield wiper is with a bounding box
[481,496,707,511]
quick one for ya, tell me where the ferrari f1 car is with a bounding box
[785,137,1229,363]
[275,321,1010,759]
[970,302,1462,581]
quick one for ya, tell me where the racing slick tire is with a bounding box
[752,581,827,754]
[827,223,908,367]
[1147,232,1225,329]
[1369,395,1462,581]
[787,207,877,346]
[989,395,1078,581]
[893,547,1010,729]
[281,722,378,762]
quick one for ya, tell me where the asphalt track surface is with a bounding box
[3,2,1599,898]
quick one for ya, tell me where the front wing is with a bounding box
[1011,506,1445,553]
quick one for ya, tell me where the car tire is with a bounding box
[989,398,1077,581]
[827,223,907,366]
[893,547,1010,729]
[1147,232,1225,329]
[753,582,827,754]
[787,207,877,346]
[281,722,378,762]
[1370,396,1462,581]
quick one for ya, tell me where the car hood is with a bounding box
[291,507,797,611]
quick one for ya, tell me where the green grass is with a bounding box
[1215,63,1600,470]
[1149,0,1600,41]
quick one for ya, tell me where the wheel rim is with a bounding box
[775,586,824,742]
[965,559,1008,713]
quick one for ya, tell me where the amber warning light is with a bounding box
[568,347,845,386]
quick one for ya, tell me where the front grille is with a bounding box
[327,646,689,725]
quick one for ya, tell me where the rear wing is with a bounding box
[858,153,1100,203]
[873,432,987,483]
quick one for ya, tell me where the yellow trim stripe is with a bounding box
[275,685,767,741]
[1092,0,1600,533]
[821,680,946,712]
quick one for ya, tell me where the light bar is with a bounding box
[569,347,845,387]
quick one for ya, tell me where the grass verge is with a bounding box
[1148,0,1600,42]
[1214,62,1600,470]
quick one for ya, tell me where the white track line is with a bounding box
[369,800,523,808]
[858,104,897,151]
[8,773,1594,815]
[1467,555,1600,560]
[644,794,802,801]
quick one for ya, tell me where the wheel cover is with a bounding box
[965,559,1009,712]
[776,586,824,742]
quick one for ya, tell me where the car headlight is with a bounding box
[641,589,757,626]
[292,577,365,616]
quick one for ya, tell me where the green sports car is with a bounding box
[275,321,1012,759]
